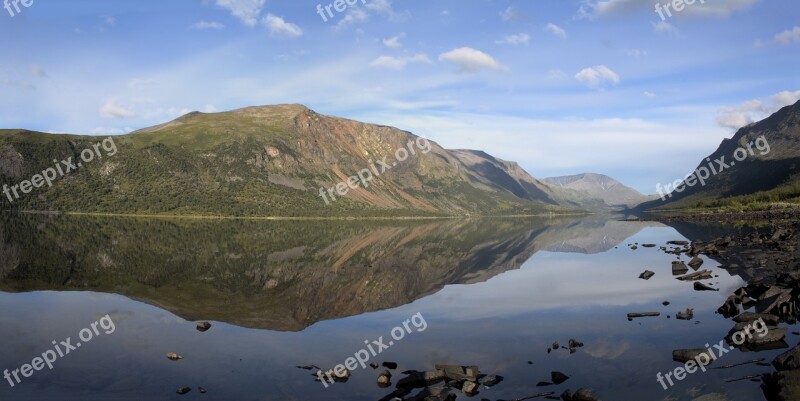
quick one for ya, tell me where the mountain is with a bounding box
[543,173,654,210]
[641,100,800,211]
[449,149,558,205]
[0,104,573,217]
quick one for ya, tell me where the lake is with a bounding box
[0,214,792,400]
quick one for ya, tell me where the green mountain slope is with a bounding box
[0,105,571,217]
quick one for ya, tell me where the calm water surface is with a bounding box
[0,214,792,400]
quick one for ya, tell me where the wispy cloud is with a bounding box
[496,33,530,45]
[575,65,620,89]
[544,23,567,39]
[191,21,226,30]
[439,47,506,72]
[215,0,265,27]
[774,26,800,44]
[369,54,431,70]
[100,97,136,119]
[262,14,303,37]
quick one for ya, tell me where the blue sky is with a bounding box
[0,0,798,193]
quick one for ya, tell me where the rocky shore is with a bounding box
[638,209,800,400]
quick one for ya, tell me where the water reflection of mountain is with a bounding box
[543,215,663,254]
[0,214,654,331]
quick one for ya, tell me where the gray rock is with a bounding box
[773,344,800,371]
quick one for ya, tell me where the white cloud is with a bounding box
[369,54,431,70]
[382,33,405,48]
[101,15,116,25]
[100,98,136,119]
[716,90,800,129]
[544,23,567,39]
[653,21,680,36]
[643,91,656,98]
[500,6,519,21]
[438,47,506,73]
[262,14,303,38]
[770,90,800,108]
[548,69,566,80]
[335,8,369,30]
[216,0,265,27]
[335,0,403,30]
[774,26,800,44]
[191,21,226,30]
[575,65,620,89]
[496,33,530,45]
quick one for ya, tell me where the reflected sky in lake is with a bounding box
[0,214,792,401]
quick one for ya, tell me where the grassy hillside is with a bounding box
[0,105,572,217]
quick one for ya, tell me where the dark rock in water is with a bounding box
[642,244,656,248]
[662,300,670,306]
[717,295,740,318]
[773,344,800,371]
[382,361,398,370]
[435,364,468,381]
[672,261,689,275]
[478,374,500,386]
[370,362,379,369]
[762,370,800,401]
[198,387,207,394]
[551,371,569,384]
[676,308,694,320]
[734,312,780,325]
[668,240,689,246]
[631,245,638,250]
[688,257,704,269]
[536,381,553,387]
[728,325,787,347]
[573,388,600,401]
[377,370,392,387]
[177,387,192,395]
[552,341,560,349]
[676,269,713,281]
[627,312,660,320]
[673,349,714,364]
[568,339,584,348]
[465,365,479,379]
[397,370,446,387]
[167,352,184,361]
[196,322,212,332]
[462,380,478,395]
[755,288,792,314]
[693,282,718,291]
[639,270,655,280]
[561,389,573,401]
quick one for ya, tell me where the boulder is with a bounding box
[773,344,800,371]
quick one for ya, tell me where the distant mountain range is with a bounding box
[544,173,655,210]
[0,104,648,216]
[640,99,800,211]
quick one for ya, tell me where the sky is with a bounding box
[0,0,798,194]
